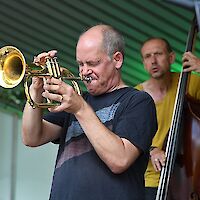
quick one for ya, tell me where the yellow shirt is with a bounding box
[135,72,200,187]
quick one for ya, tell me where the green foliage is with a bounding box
[0,83,25,112]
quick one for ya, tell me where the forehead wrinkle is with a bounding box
[142,44,167,56]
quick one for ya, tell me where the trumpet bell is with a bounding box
[0,46,26,88]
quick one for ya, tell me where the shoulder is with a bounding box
[135,79,155,92]
[171,72,180,81]
[135,82,145,91]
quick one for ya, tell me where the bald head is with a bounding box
[141,37,173,54]
[77,24,125,58]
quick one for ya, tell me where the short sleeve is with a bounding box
[43,111,68,127]
[114,90,157,153]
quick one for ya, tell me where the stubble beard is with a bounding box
[151,71,165,79]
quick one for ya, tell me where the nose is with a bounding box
[80,65,87,74]
[150,54,157,64]
[79,64,92,76]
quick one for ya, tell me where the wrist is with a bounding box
[74,99,88,117]
[149,146,157,156]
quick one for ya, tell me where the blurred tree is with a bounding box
[0,83,25,112]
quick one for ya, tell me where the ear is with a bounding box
[169,51,176,64]
[113,51,123,69]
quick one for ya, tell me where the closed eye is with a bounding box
[86,60,101,67]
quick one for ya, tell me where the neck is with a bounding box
[149,72,172,91]
[109,79,127,92]
[143,72,172,102]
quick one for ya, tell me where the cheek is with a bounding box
[144,61,151,70]
[159,57,168,64]
[159,59,169,68]
[96,66,111,77]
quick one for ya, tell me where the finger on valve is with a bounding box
[33,52,47,66]
[33,50,57,66]
[48,50,57,57]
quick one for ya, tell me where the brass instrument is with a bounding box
[0,46,87,108]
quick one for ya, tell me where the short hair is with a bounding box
[141,37,173,53]
[101,25,125,58]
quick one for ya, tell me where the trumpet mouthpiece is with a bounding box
[83,76,92,83]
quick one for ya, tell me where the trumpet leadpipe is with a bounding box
[63,76,92,83]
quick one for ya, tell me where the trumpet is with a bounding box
[0,46,90,108]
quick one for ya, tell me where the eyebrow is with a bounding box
[76,59,101,65]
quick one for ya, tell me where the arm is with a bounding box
[22,50,63,147]
[22,101,62,147]
[43,79,157,173]
[182,51,200,100]
[75,101,141,174]
[42,78,139,173]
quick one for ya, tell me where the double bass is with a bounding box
[156,8,200,200]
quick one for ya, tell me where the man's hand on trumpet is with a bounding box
[33,50,57,66]
[29,50,57,104]
[42,76,85,114]
[32,49,84,114]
